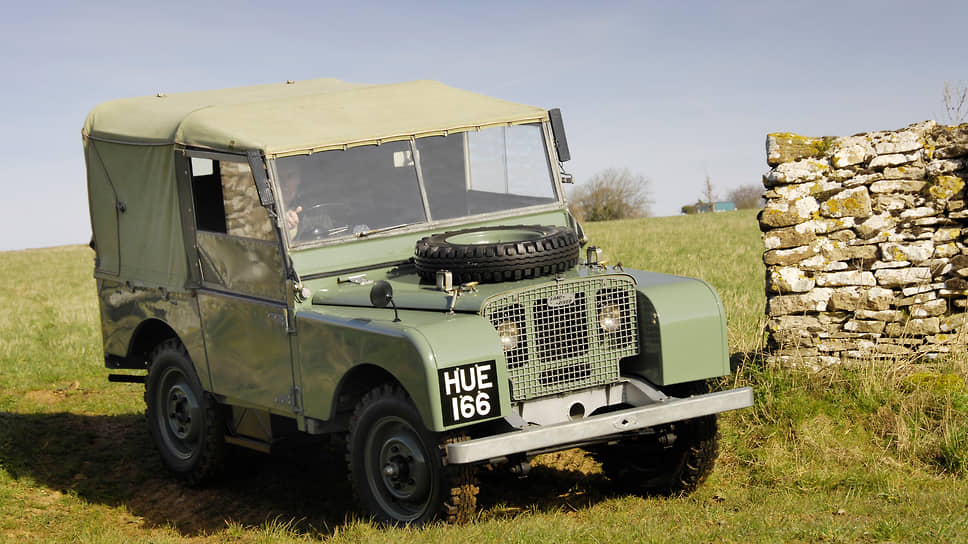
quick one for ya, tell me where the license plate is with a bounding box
[438,361,498,426]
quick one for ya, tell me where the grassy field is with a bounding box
[1,209,966,543]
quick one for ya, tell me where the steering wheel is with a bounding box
[294,202,352,241]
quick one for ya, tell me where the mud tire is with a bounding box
[346,384,478,525]
[145,339,225,486]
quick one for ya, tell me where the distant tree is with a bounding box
[727,184,766,209]
[568,168,653,221]
[702,174,716,205]
[942,80,968,125]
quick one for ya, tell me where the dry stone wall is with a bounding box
[761,121,968,367]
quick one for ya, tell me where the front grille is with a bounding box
[481,275,640,401]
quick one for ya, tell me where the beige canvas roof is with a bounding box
[82,79,548,156]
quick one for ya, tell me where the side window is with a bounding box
[190,157,275,241]
[190,158,227,233]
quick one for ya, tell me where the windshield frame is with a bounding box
[268,121,567,250]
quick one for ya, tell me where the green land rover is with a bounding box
[83,79,753,524]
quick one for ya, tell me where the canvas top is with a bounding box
[82,79,548,156]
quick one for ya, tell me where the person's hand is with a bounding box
[286,206,303,230]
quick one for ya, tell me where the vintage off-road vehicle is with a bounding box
[83,79,752,524]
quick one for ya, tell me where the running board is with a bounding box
[445,387,753,465]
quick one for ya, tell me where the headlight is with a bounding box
[496,320,519,351]
[598,304,623,333]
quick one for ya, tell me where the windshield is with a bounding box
[275,123,558,245]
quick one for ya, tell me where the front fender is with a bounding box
[621,269,730,385]
[295,306,510,432]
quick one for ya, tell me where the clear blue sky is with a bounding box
[2,0,965,251]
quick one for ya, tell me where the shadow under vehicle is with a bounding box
[82,79,753,525]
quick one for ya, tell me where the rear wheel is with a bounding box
[346,384,477,524]
[594,381,719,496]
[145,339,224,485]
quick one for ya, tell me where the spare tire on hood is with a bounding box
[414,225,580,284]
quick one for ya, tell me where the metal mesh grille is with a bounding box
[481,276,640,401]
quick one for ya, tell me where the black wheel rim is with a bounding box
[364,415,434,522]
[155,366,202,461]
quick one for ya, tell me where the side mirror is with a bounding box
[548,108,571,162]
[369,280,400,322]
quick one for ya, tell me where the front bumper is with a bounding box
[445,386,753,464]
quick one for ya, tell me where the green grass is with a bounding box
[1,209,967,543]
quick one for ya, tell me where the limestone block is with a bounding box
[829,229,857,242]
[875,267,932,287]
[883,165,926,179]
[936,147,968,159]
[763,245,817,266]
[899,206,939,219]
[855,213,898,239]
[795,217,856,235]
[816,239,878,261]
[768,267,815,293]
[947,199,965,212]
[874,194,916,213]
[873,131,922,155]
[880,241,934,263]
[856,309,903,321]
[864,287,897,310]
[940,314,968,332]
[831,135,874,168]
[934,242,960,258]
[910,298,947,318]
[767,315,824,332]
[817,339,851,352]
[818,311,851,324]
[763,225,818,250]
[872,260,911,270]
[759,197,820,228]
[902,282,945,296]
[927,175,965,201]
[828,286,864,310]
[816,271,876,287]
[768,179,843,201]
[844,320,887,334]
[873,343,913,355]
[869,179,927,193]
[934,228,961,242]
[885,317,940,336]
[797,254,831,271]
[844,173,884,188]
[767,289,833,316]
[869,151,921,168]
[766,133,833,166]
[926,157,967,177]
[820,186,872,219]
[912,217,950,227]
[764,159,829,187]
[896,291,937,306]
[829,169,857,182]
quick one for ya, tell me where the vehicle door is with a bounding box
[184,151,297,414]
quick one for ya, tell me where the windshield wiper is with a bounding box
[355,222,419,238]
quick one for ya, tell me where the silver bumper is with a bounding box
[445,386,753,465]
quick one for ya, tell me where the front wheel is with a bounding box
[593,381,720,496]
[145,339,224,485]
[345,384,477,525]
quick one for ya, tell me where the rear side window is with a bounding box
[190,158,274,241]
[190,158,226,233]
